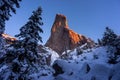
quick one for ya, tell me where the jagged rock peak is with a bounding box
[55,14,67,24]
[45,14,95,55]
[52,14,68,31]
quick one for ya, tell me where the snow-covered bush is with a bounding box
[101,27,120,64]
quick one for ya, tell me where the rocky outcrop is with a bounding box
[53,63,64,76]
[45,14,95,55]
[2,34,16,44]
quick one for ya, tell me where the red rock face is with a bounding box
[45,14,94,55]
[2,34,16,44]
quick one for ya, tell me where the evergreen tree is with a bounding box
[97,39,102,46]
[14,7,43,79]
[15,6,43,60]
[0,7,45,79]
[114,37,120,55]
[102,27,117,46]
[101,27,120,64]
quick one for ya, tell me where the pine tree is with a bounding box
[14,7,43,79]
[0,7,44,80]
[114,37,120,55]
[15,6,43,64]
[102,27,117,46]
[97,39,102,46]
[101,27,120,64]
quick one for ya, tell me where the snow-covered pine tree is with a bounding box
[15,6,43,63]
[15,6,43,65]
[0,7,44,79]
[102,27,117,46]
[0,0,21,57]
[114,37,120,55]
[101,27,120,64]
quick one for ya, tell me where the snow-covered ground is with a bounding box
[52,47,120,80]
[40,47,59,65]
[0,46,120,80]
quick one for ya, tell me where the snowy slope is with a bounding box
[0,46,120,80]
[53,47,120,80]
[0,45,59,80]
[39,46,59,65]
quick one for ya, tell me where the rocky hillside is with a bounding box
[45,14,95,55]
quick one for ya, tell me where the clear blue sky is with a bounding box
[6,0,120,44]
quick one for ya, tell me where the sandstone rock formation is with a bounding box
[2,34,16,44]
[45,14,95,55]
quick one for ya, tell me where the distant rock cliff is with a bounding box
[2,34,16,44]
[45,14,95,55]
